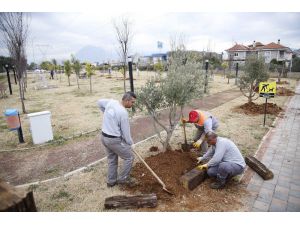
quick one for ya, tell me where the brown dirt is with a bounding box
[123,149,249,211]
[149,146,159,152]
[234,102,283,115]
[276,86,295,96]
[276,80,289,84]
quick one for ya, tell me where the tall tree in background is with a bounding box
[0,12,30,113]
[113,17,132,92]
[85,63,95,93]
[64,60,72,86]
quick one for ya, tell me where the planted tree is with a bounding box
[85,63,95,93]
[153,60,164,80]
[71,55,81,89]
[136,41,205,151]
[239,55,269,103]
[221,61,228,79]
[0,12,29,113]
[113,17,132,92]
[64,60,72,86]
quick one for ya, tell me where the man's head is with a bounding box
[122,91,136,108]
[205,132,218,145]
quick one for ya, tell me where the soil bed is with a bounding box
[235,102,282,115]
[123,149,248,211]
[276,87,295,96]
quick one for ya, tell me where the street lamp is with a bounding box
[204,60,209,93]
[5,64,13,95]
[128,56,134,93]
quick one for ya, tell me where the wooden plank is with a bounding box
[179,167,207,190]
[104,193,157,209]
[0,179,37,212]
[245,156,274,180]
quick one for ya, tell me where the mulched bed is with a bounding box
[276,87,295,96]
[123,149,248,211]
[235,102,283,115]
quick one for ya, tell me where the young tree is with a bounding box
[113,17,132,92]
[0,12,29,113]
[221,61,228,79]
[153,60,164,80]
[71,55,81,89]
[64,60,72,86]
[239,55,269,103]
[136,41,205,151]
[85,62,95,93]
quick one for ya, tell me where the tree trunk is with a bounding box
[68,76,70,86]
[18,78,26,113]
[76,74,80,89]
[123,65,126,92]
[163,130,173,151]
[245,156,274,180]
[104,194,157,209]
[89,76,92,93]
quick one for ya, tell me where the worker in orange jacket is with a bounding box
[182,110,219,153]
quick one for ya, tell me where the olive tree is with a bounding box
[136,42,205,151]
[64,60,72,86]
[85,62,95,93]
[71,55,81,89]
[239,55,269,103]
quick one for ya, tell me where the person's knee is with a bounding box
[218,162,230,173]
[207,168,217,177]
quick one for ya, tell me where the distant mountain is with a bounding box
[75,45,116,63]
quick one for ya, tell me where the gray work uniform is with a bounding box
[193,112,219,152]
[98,99,134,185]
[202,137,246,181]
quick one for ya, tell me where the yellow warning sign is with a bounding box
[259,81,276,97]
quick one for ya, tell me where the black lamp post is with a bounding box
[235,62,239,85]
[128,56,134,93]
[5,64,13,95]
[204,60,209,93]
[12,65,17,84]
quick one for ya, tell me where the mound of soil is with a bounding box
[276,87,295,96]
[123,149,248,211]
[236,102,282,115]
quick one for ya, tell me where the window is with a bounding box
[234,52,239,57]
[279,50,284,57]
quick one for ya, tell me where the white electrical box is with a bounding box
[27,111,53,144]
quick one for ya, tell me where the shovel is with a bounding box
[181,116,191,151]
[132,148,174,195]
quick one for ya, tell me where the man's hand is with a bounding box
[197,164,208,170]
[181,118,188,124]
[193,139,202,148]
[196,156,203,164]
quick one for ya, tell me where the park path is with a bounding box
[0,88,242,185]
[244,83,300,211]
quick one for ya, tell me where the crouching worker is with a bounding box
[197,132,246,189]
[181,110,218,152]
[98,91,136,188]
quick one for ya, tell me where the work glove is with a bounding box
[193,139,202,149]
[197,156,203,164]
[197,164,208,170]
[181,117,188,124]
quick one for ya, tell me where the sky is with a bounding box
[0,2,300,64]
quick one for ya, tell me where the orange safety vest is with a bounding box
[194,110,209,127]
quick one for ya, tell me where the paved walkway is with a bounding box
[246,83,300,212]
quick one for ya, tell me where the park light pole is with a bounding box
[128,56,134,93]
[204,60,209,93]
[235,62,239,85]
[5,64,12,95]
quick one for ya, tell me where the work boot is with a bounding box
[107,182,117,188]
[118,177,138,188]
[210,179,226,189]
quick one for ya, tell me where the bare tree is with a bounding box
[0,12,30,113]
[113,17,132,92]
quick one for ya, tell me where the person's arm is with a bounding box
[97,99,110,112]
[202,147,215,161]
[207,143,226,167]
[203,117,213,134]
[120,114,133,145]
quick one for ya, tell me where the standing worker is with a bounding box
[97,92,136,187]
[197,132,246,189]
[182,110,218,152]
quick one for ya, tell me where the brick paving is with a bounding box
[246,83,300,212]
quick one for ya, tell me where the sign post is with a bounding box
[259,81,276,126]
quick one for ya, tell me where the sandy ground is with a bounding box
[0,71,236,150]
[14,77,296,211]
